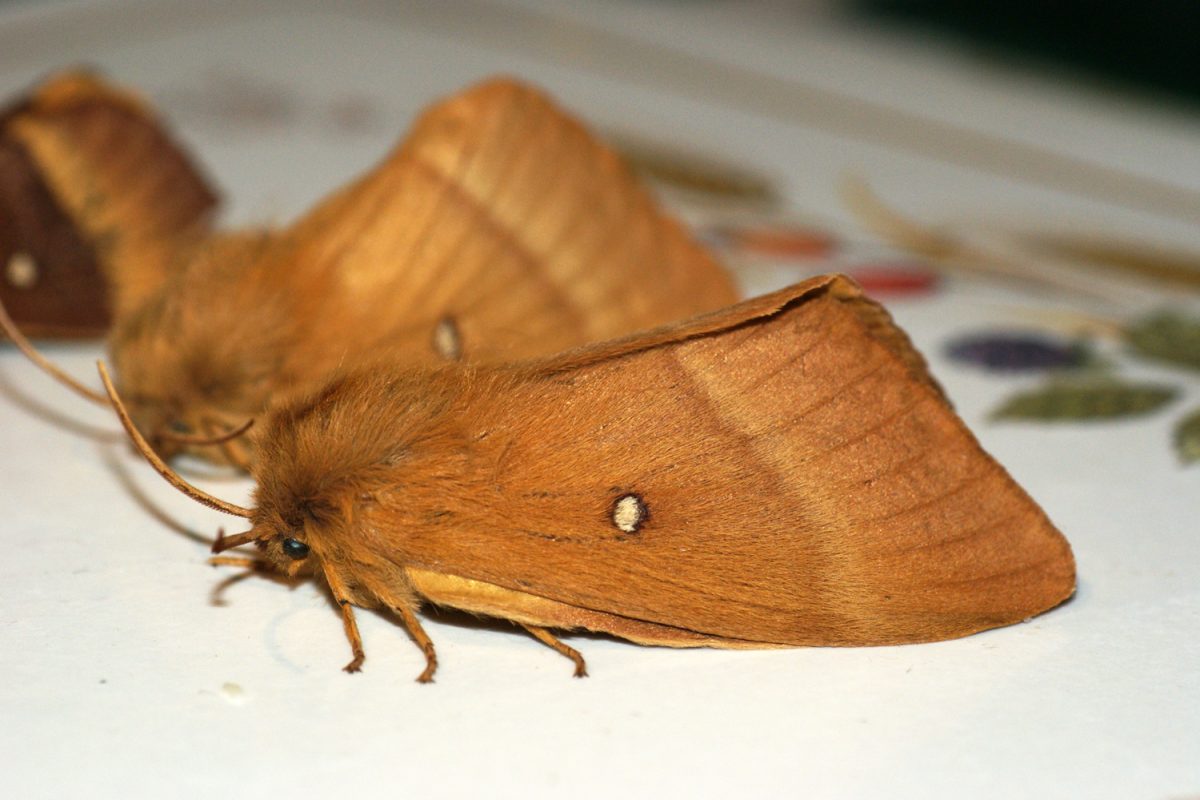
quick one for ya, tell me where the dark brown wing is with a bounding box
[386,275,1074,645]
[0,121,109,337]
[2,71,217,323]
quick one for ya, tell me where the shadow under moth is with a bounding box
[99,274,1076,681]
[1,70,737,466]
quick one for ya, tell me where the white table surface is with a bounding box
[1,2,1197,798]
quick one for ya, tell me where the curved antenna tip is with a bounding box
[96,360,254,519]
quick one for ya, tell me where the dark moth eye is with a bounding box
[281,538,310,559]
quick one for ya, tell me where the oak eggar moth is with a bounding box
[101,274,1075,681]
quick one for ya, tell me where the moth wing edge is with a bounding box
[406,567,771,649]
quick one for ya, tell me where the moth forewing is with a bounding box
[366,275,1075,647]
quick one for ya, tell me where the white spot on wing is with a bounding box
[612,494,647,533]
[433,316,462,360]
[5,252,38,289]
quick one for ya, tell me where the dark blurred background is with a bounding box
[1,0,1195,105]
[856,0,1200,105]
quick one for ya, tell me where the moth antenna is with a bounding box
[97,360,254,519]
[211,528,259,554]
[0,297,110,406]
[158,418,255,446]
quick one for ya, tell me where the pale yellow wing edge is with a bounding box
[406,567,772,650]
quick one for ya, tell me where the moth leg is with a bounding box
[392,604,438,683]
[521,624,588,678]
[204,418,252,471]
[208,556,263,569]
[217,435,251,472]
[208,560,267,607]
[337,601,366,674]
[322,567,366,673]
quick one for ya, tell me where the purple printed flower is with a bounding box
[946,332,1089,372]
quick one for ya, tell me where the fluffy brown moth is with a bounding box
[99,275,1076,682]
[0,70,737,466]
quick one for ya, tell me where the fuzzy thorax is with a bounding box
[246,364,507,608]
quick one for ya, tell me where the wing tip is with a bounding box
[9,68,147,120]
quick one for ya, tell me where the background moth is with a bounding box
[3,71,737,465]
[102,275,1076,682]
[0,71,217,337]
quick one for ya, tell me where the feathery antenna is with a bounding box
[97,360,253,518]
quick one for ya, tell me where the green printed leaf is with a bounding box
[991,380,1179,421]
[1125,313,1200,372]
[1175,407,1200,465]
